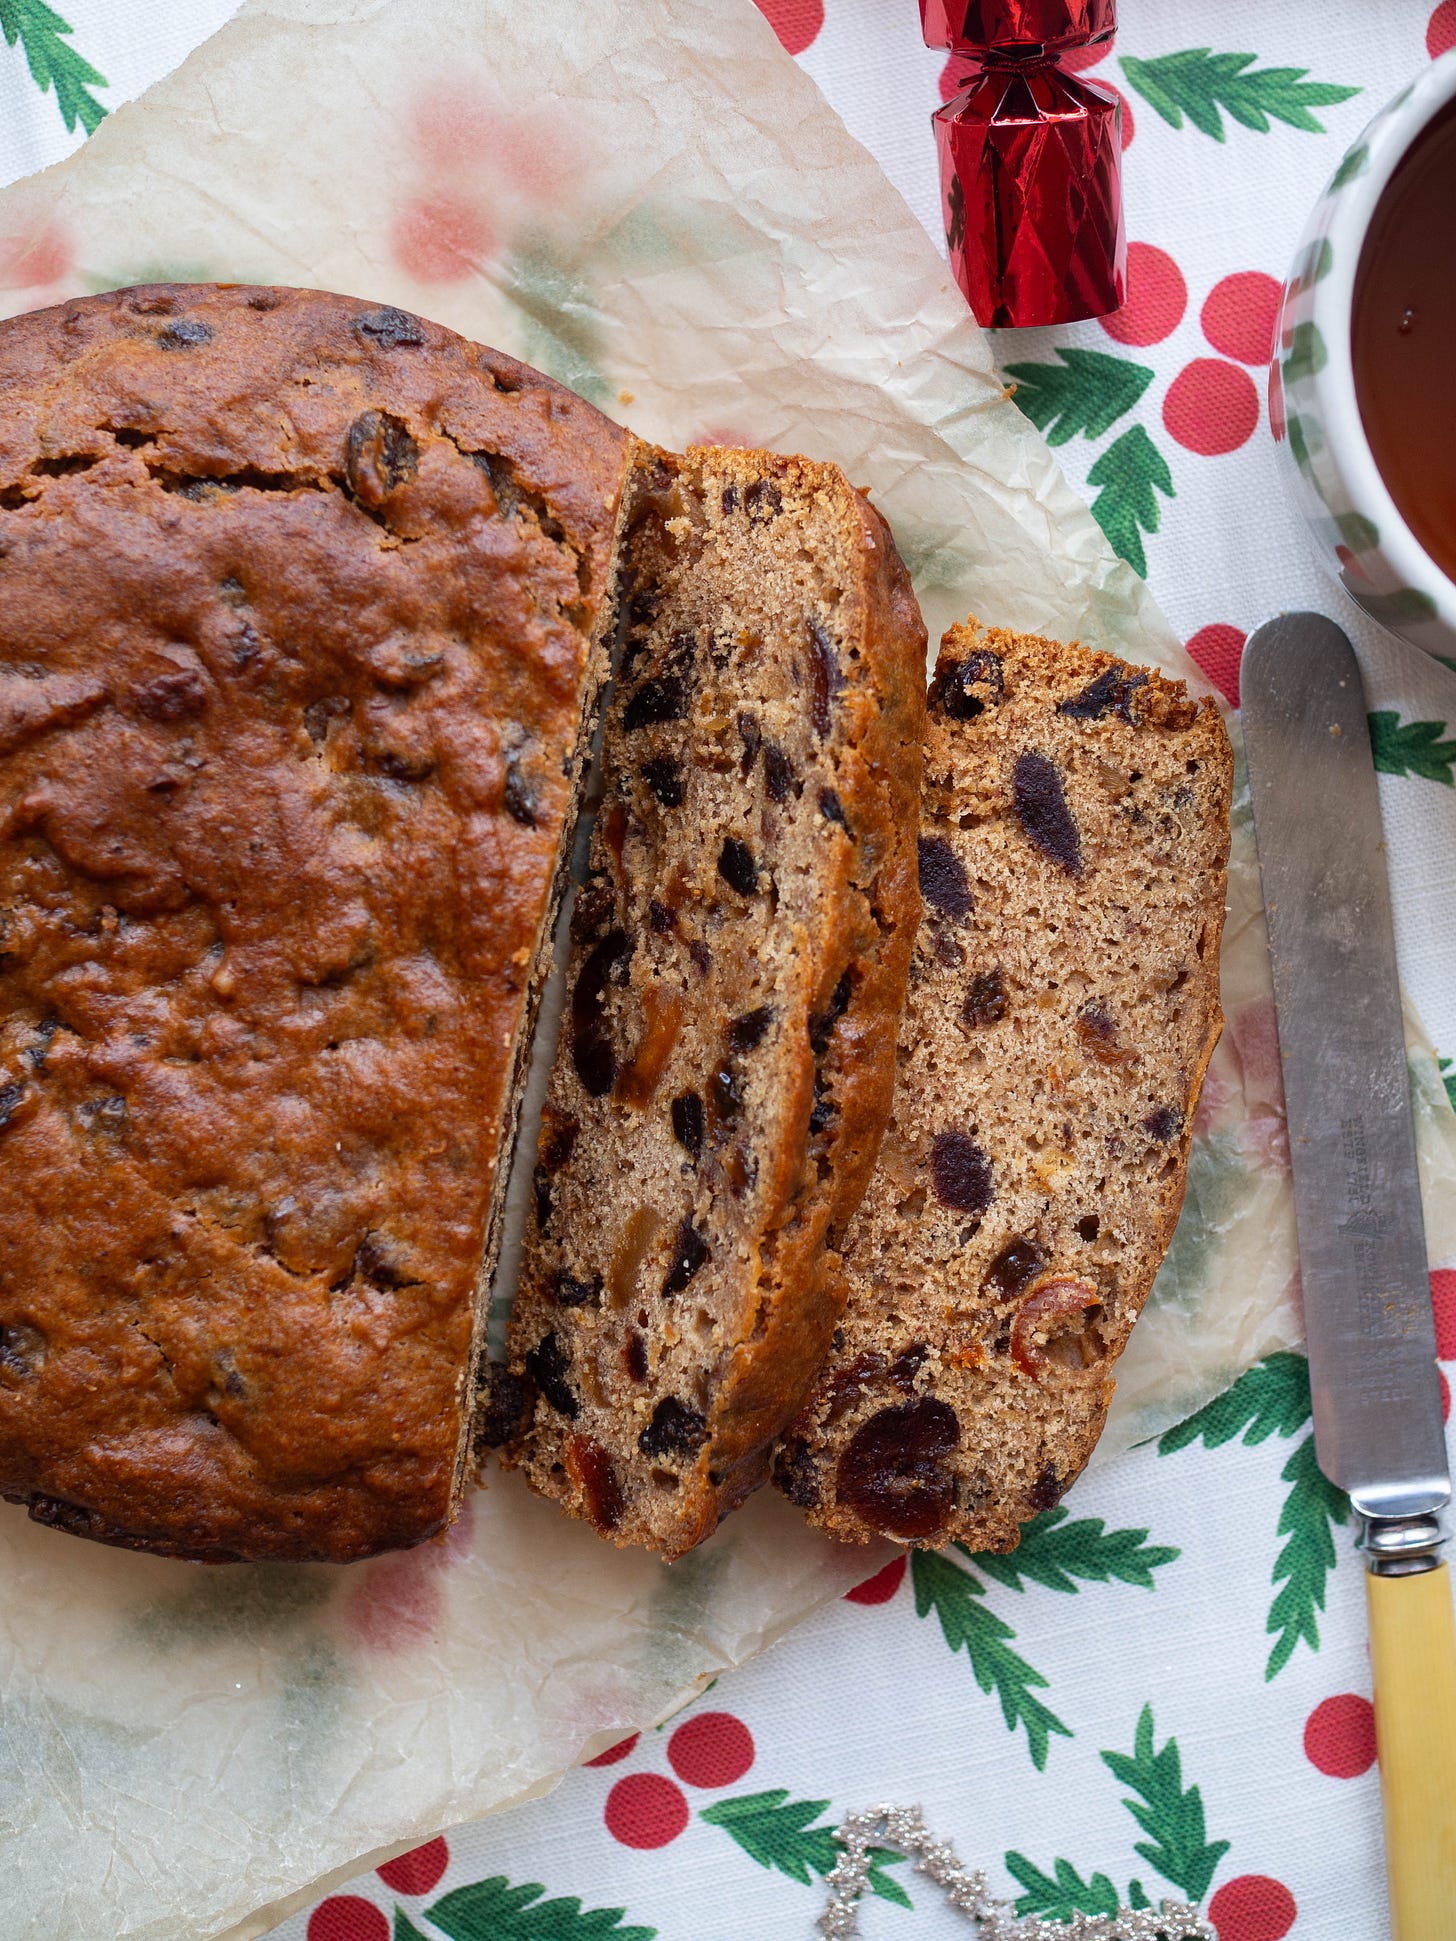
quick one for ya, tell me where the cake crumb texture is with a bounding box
[772,621,1232,1550]
[496,445,927,1558]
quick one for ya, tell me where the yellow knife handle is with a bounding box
[1366,1560,1456,1941]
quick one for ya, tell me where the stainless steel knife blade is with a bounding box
[1241,612,1449,1551]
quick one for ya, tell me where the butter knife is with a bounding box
[1242,611,1456,1941]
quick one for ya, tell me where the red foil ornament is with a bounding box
[922,0,1125,328]
[920,0,1116,58]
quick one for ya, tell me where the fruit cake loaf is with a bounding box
[772,621,1232,1550]
[0,284,629,1563]
[491,446,927,1558]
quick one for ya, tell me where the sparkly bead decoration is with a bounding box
[920,1,1126,327]
[817,1805,1216,1939]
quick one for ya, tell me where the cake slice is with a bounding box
[490,446,927,1558]
[0,284,628,1562]
[772,621,1232,1550]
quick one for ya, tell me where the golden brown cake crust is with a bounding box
[773,621,1232,1550]
[496,447,926,1559]
[0,284,628,1563]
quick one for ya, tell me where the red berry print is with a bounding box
[340,1549,444,1654]
[307,1898,389,1941]
[377,1837,450,1895]
[1103,81,1135,151]
[754,0,825,57]
[668,1711,755,1789]
[1268,363,1286,443]
[604,1772,690,1849]
[1184,624,1246,710]
[1431,1268,1456,1359]
[1201,272,1282,366]
[0,222,72,290]
[1062,37,1113,74]
[390,193,493,284]
[1429,2,1456,58]
[1440,1367,1451,1421]
[1208,1875,1298,1941]
[1164,359,1260,456]
[846,1555,908,1604]
[1100,242,1187,346]
[1304,1693,1377,1779]
[586,1733,640,1768]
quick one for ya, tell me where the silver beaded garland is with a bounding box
[817,1806,1216,1940]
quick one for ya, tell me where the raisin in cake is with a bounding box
[0,285,628,1562]
[772,621,1231,1550]
[492,446,927,1558]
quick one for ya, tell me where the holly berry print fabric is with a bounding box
[4,4,1456,1939]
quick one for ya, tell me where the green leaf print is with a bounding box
[1159,1353,1353,1679]
[0,0,108,135]
[966,1507,1180,1594]
[1157,1350,1312,1454]
[1086,425,1173,579]
[1266,1432,1351,1680]
[1359,587,1440,628]
[1003,348,1155,447]
[1100,1704,1231,1903]
[1329,144,1369,189]
[1281,321,1327,385]
[1121,49,1359,143]
[699,1792,911,1907]
[395,1911,431,1941]
[1439,1055,1456,1116]
[425,1877,656,1941]
[910,1550,1072,1770]
[1369,710,1456,786]
[502,243,611,410]
[1004,1852,1121,1920]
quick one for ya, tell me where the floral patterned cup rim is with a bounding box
[1310,50,1456,639]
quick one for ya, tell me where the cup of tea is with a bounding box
[1273,49,1456,658]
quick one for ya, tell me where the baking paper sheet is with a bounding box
[3,2,1455,1936]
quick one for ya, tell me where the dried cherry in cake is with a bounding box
[479,1361,537,1446]
[524,1332,579,1417]
[930,1129,993,1214]
[918,836,973,920]
[932,648,1004,720]
[717,838,758,896]
[1013,751,1082,876]
[983,1236,1045,1300]
[642,755,684,807]
[1058,666,1146,724]
[639,1396,708,1459]
[671,1090,705,1160]
[962,969,1007,1028]
[553,1270,603,1309]
[661,1216,710,1295]
[836,1396,959,1540]
[572,929,631,1098]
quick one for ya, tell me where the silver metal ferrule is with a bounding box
[1361,1513,1448,1577]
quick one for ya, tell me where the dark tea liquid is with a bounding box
[1352,99,1456,582]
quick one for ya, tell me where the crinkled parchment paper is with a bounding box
[3,3,1456,1937]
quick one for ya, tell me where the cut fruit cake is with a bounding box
[489,446,927,1559]
[772,620,1232,1550]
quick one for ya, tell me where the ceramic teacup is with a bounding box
[1273,49,1456,659]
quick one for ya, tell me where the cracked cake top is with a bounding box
[0,283,628,1562]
